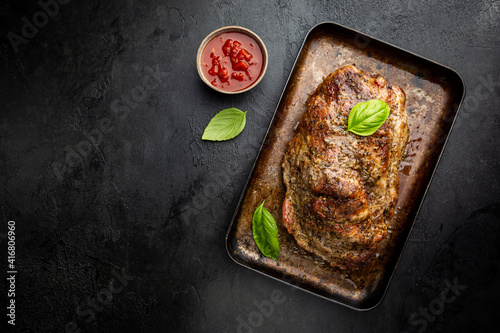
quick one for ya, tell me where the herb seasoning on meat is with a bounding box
[282,65,410,270]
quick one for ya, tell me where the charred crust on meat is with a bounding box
[281,65,410,271]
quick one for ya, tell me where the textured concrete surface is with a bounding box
[1,0,499,332]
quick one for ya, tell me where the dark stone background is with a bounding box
[1,0,499,332]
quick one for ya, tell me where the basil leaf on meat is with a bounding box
[347,99,390,136]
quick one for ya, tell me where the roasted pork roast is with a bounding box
[282,65,409,270]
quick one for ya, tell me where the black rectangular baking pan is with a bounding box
[225,22,465,310]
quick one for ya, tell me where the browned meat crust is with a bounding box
[282,65,409,270]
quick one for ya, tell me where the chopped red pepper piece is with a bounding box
[231,72,245,81]
[218,67,229,82]
[237,49,253,61]
[230,46,241,58]
[208,65,219,76]
[222,39,234,56]
[232,61,249,71]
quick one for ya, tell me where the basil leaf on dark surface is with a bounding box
[252,201,279,261]
[202,107,247,141]
[347,99,390,136]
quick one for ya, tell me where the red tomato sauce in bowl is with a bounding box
[200,31,265,93]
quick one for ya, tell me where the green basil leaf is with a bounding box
[347,99,390,136]
[202,108,247,141]
[252,201,279,261]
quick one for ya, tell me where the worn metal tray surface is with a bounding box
[226,22,464,310]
